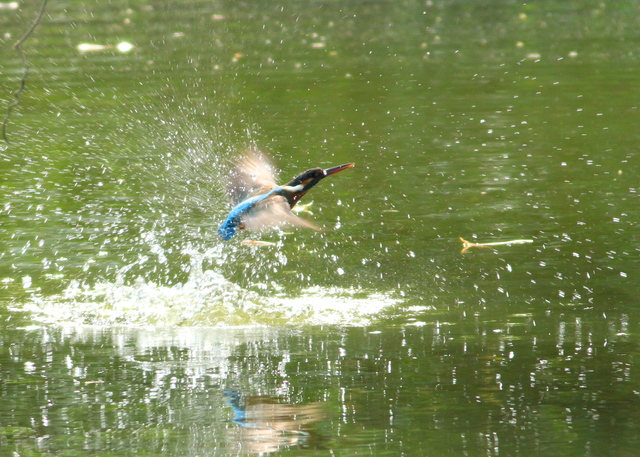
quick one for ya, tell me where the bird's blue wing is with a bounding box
[220,151,321,240]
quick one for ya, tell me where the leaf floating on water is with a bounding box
[77,42,134,53]
[460,237,533,254]
[77,43,110,52]
[241,240,277,247]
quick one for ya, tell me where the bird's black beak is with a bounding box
[324,163,355,176]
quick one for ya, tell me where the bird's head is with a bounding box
[282,162,354,207]
[287,163,354,190]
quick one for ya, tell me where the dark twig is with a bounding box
[2,0,49,145]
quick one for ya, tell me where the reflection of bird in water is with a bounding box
[223,389,325,454]
[218,150,354,240]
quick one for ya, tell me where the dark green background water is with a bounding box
[1,1,639,455]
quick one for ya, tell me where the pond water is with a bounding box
[1,1,639,455]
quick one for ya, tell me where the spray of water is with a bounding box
[11,98,399,327]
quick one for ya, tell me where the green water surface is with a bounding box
[1,1,639,455]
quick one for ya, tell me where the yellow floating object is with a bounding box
[77,43,109,52]
[241,240,277,247]
[460,237,533,254]
[77,42,134,53]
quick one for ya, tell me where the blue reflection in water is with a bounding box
[223,389,325,453]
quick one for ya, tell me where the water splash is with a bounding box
[6,100,399,326]
[14,246,399,327]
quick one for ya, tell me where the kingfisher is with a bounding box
[218,151,354,240]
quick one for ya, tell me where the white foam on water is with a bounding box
[13,252,400,328]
